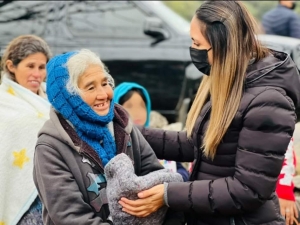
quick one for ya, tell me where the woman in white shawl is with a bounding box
[0,35,51,225]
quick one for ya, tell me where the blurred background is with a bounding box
[164,1,300,23]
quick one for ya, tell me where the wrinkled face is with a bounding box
[190,16,213,64]
[122,92,147,126]
[6,52,47,94]
[78,64,113,116]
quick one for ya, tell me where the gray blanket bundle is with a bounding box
[104,153,183,225]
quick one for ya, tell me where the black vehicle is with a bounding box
[0,0,202,123]
[1,1,300,123]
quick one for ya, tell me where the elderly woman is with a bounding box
[33,49,183,224]
[0,35,51,225]
[119,1,300,225]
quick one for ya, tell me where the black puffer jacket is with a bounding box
[139,50,300,225]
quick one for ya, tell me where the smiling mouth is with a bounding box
[94,101,109,111]
[28,80,40,86]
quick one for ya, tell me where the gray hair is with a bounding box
[66,49,114,95]
[1,35,52,81]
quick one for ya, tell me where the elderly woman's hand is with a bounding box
[119,184,165,217]
[279,198,298,225]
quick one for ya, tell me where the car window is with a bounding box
[66,1,149,39]
[0,1,47,37]
[142,1,190,35]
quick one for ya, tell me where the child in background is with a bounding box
[114,82,189,182]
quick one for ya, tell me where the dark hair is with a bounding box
[1,35,52,81]
[119,88,147,106]
[196,1,268,65]
[187,1,269,159]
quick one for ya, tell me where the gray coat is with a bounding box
[33,105,178,224]
[139,50,300,225]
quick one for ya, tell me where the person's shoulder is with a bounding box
[114,103,130,119]
[290,10,300,19]
[262,7,282,25]
[114,103,133,133]
[277,6,299,19]
[37,111,74,150]
[263,6,280,16]
[36,118,64,147]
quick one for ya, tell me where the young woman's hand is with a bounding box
[279,198,298,225]
[119,184,165,217]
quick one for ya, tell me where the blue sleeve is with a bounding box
[289,14,300,38]
[176,162,189,182]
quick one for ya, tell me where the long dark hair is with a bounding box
[186,1,269,159]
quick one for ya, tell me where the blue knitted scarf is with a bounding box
[46,51,116,166]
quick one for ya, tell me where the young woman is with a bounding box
[0,35,51,225]
[119,1,300,225]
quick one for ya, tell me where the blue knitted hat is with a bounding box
[114,82,151,127]
[46,51,116,166]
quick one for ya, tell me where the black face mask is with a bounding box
[189,47,212,76]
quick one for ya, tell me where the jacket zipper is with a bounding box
[190,104,211,181]
[81,152,105,174]
[188,103,249,224]
[123,134,130,155]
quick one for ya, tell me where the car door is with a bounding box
[0,1,48,56]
